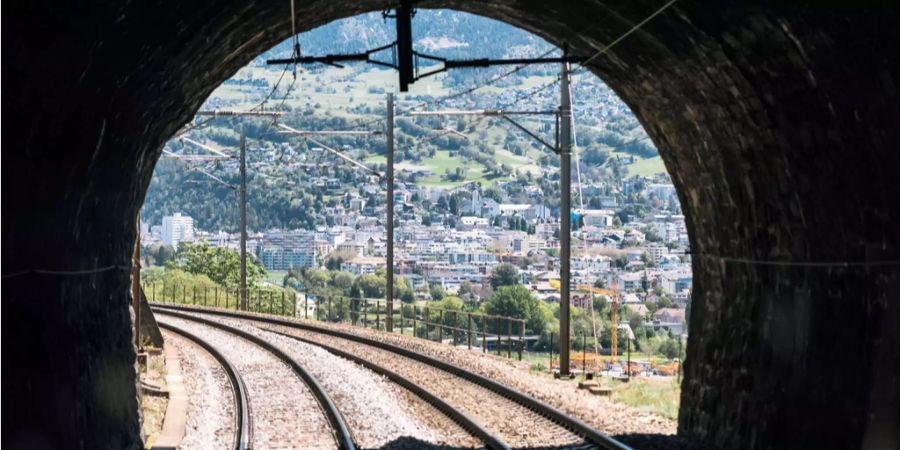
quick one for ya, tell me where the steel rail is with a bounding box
[264,328,511,450]
[152,304,633,450]
[158,321,252,450]
[156,310,357,450]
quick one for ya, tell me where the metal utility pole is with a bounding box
[239,129,248,310]
[172,110,281,311]
[132,215,142,350]
[386,93,395,332]
[558,59,574,376]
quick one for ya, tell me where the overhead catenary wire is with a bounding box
[396,0,680,118]
[180,137,234,158]
[573,0,680,75]
[290,0,300,71]
[565,72,604,371]
[398,47,558,116]
[346,46,559,132]
[173,65,291,139]
[279,123,383,178]
[181,0,675,138]
[402,116,488,149]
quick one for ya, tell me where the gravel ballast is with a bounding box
[277,313,676,436]
[183,311,590,448]
[203,315,480,449]
[175,306,677,437]
[157,315,337,450]
[163,331,236,450]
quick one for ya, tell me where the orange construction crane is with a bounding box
[575,285,614,296]
[610,279,619,364]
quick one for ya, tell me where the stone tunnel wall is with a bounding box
[3,1,898,449]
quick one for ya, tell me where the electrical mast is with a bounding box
[610,279,619,365]
[239,129,248,310]
[386,93,395,332]
[558,58,574,377]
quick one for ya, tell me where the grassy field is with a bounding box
[626,155,667,177]
[609,377,681,420]
[522,350,681,420]
[202,65,605,185]
[265,270,288,286]
[210,65,453,112]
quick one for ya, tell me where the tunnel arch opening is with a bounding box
[4,2,899,450]
[143,9,687,439]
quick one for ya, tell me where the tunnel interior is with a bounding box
[4,1,900,449]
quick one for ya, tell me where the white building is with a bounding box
[646,243,668,262]
[341,257,384,275]
[161,213,195,247]
[581,209,615,227]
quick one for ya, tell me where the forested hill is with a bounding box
[141,10,663,232]
[260,9,551,65]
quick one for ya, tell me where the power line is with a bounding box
[574,0,680,74]
[181,0,675,140]
[401,116,488,149]
[346,46,559,132]
[393,0,675,118]
[242,65,302,148]
[398,47,558,116]
[251,64,291,113]
[174,65,292,139]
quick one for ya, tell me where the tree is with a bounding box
[331,271,355,291]
[457,281,478,302]
[629,313,644,332]
[283,271,302,289]
[482,285,554,335]
[483,186,503,203]
[433,296,467,341]
[593,278,607,289]
[582,147,610,166]
[449,194,459,215]
[658,338,679,359]
[436,195,449,211]
[325,255,344,270]
[169,241,266,289]
[656,295,675,309]
[398,284,415,303]
[429,283,446,301]
[154,244,176,266]
[303,268,332,292]
[489,263,520,289]
[353,274,382,297]
[436,295,465,312]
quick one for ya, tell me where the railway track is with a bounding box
[152,304,633,450]
[155,312,355,450]
[158,321,251,450]
[158,309,498,449]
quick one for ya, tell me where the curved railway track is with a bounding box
[156,312,356,450]
[152,304,633,450]
[159,308,504,449]
[158,321,251,450]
